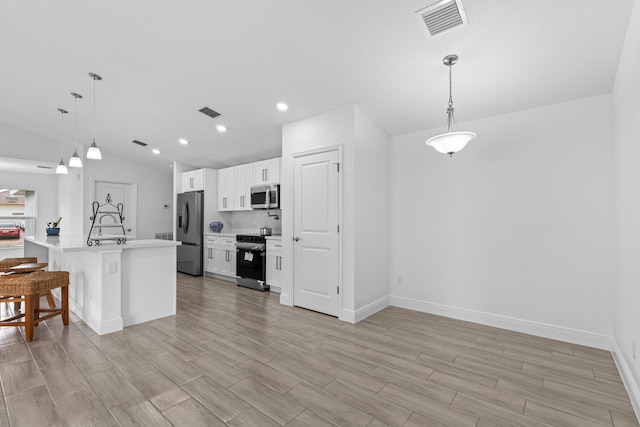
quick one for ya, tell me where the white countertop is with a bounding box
[24,235,181,252]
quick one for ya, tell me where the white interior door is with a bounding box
[293,149,340,317]
[94,181,137,238]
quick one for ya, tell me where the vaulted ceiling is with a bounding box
[0,0,634,171]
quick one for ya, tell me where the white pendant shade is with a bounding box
[87,140,102,159]
[69,150,83,167]
[426,131,476,156]
[56,159,68,174]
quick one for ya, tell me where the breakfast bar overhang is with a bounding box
[24,235,180,335]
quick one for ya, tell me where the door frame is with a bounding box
[91,179,138,238]
[290,144,343,320]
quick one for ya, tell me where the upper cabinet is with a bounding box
[216,157,281,212]
[217,167,235,211]
[182,169,205,192]
[234,164,253,211]
[253,158,281,185]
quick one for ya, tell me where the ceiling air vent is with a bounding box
[416,0,469,37]
[132,139,148,147]
[199,106,221,119]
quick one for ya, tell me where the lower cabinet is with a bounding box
[204,235,237,279]
[266,239,283,292]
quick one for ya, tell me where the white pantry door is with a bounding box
[293,149,340,317]
[94,181,137,238]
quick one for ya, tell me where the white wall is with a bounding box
[57,154,85,236]
[612,0,640,415]
[82,153,173,239]
[282,105,391,321]
[390,94,614,348]
[353,108,390,312]
[282,105,354,309]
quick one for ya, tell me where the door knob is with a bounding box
[293,237,300,241]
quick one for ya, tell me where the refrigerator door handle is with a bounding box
[183,202,190,234]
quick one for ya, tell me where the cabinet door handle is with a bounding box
[265,169,268,182]
[241,195,244,207]
[223,197,226,208]
[190,177,194,188]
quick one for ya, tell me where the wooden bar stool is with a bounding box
[0,257,37,272]
[0,258,55,309]
[0,271,69,342]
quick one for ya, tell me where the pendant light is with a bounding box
[86,72,103,160]
[69,92,83,167]
[56,108,69,175]
[425,54,476,157]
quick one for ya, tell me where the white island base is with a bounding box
[24,236,180,335]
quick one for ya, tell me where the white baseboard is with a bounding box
[389,295,611,350]
[280,293,292,306]
[86,316,123,335]
[612,340,640,422]
[341,296,390,324]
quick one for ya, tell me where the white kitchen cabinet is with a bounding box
[253,157,281,185]
[204,236,221,274]
[217,167,235,211]
[220,236,237,277]
[204,234,236,278]
[266,238,283,292]
[234,164,253,211]
[182,169,205,192]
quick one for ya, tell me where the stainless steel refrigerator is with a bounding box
[176,191,203,275]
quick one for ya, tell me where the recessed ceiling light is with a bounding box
[216,125,227,133]
[152,149,160,155]
[179,138,189,145]
[276,102,289,111]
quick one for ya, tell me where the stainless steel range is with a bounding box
[235,234,269,291]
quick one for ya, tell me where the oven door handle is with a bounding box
[235,242,266,251]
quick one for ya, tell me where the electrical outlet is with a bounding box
[107,261,118,275]
[396,275,403,286]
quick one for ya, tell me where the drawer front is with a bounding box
[206,236,220,245]
[267,241,282,252]
[221,238,236,246]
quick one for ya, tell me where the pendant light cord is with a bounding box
[445,62,457,133]
[92,76,96,142]
[60,111,64,157]
[74,96,78,149]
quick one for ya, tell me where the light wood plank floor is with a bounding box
[1,273,638,426]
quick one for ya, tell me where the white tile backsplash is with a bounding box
[217,210,282,235]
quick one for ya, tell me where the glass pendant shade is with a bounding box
[56,108,69,175]
[426,131,476,156]
[69,92,83,167]
[56,159,68,174]
[69,150,83,167]
[87,140,102,159]
[87,72,103,160]
[426,54,476,157]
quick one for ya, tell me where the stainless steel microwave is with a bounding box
[251,184,280,209]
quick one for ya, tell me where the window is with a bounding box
[0,189,35,247]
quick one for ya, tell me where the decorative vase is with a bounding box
[209,222,223,233]
[46,227,60,236]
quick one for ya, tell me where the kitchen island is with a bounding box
[24,235,180,335]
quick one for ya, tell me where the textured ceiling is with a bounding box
[0,0,634,171]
